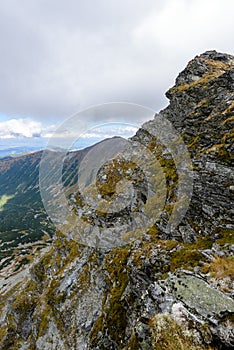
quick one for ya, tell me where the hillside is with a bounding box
[0,51,233,349]
[0,137,125,275]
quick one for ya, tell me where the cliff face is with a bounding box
[0,51,234,350]
[163,50,234,239]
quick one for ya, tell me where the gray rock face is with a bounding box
[163,273,234,320]
[162,273,234,348]
[145,50,234,240]
[0,50,234,350]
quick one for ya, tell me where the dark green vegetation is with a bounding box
[0,151,53,271]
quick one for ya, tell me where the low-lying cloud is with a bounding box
[0,118,47,139]
[0,118,138,141]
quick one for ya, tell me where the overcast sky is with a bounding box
[0,0,234,139]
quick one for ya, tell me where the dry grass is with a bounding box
[171,71,224,93]
[202,58,230,71]
[209,256,234,279]
[150,315,217,350]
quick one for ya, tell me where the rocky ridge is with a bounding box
[0,50,233,349]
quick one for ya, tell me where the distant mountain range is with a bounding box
[0,146,42,158]
[0,137,106,158]
[0,137,50,158]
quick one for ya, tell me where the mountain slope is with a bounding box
[0,51,233,350]
[0,137,125,274]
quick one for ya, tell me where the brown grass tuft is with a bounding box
[209,256,234,280]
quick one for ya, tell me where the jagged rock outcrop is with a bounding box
[0,50,233,350]
[163,50,234,240]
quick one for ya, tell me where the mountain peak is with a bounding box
[167,50,234,91]
[199,49,234,62]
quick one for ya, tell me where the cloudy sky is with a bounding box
[0,0,233,141]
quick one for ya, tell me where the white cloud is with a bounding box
[0,118,49,138]
[0,117,138,140]
[79,125,138,139]
[44,124,138,141]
